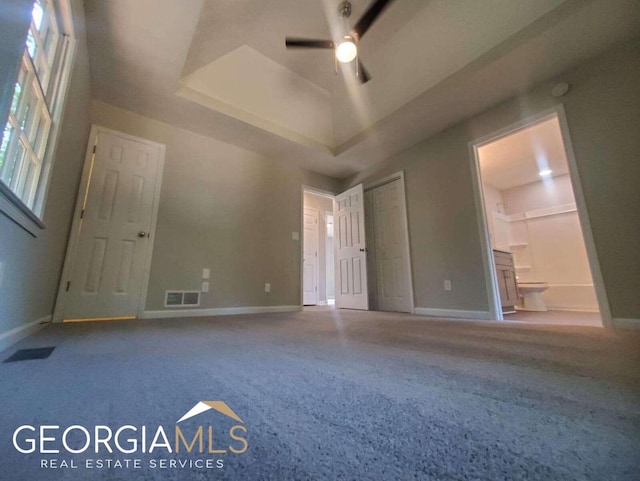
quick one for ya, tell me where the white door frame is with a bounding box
[468,104,612,327]
[52,125,166,322]
[301,186,335,308]
[364,171,415,314]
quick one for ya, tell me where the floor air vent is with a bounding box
[165,290,200,307]
[4,347,55,363]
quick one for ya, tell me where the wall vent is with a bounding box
[164,290,200,308]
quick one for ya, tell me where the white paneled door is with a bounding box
[63,130,162,320]
[334,184,368,310]
[371,179,412,313]
[303,207,319,305]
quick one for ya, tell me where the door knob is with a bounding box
[359,248,367,252]
[138,231,147,238]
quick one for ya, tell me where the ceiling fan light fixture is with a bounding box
[285,0,396,83]
[336,36,357,63]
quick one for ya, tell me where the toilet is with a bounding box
[518,282,549,311]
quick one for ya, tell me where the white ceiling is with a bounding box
[478,116,569,191]
[84,0,640,179]
[181,0,426,92]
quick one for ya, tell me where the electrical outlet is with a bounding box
[201,282,209,293]
[202,268,210,279]
[444,280,452,291]
[265,283,271,293]
[292,232,299,241]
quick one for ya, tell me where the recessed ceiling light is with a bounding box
[539,169,553,177]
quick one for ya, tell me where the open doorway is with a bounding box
[472,109,608,327]
[325,212,335,306]
[302,189,334,307]
[302,178,413,314]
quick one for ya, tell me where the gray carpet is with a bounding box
[0,309,638,480]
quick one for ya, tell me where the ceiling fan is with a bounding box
[285,0,395,84]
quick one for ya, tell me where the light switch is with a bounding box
[292,232,299,241]
[202,282,209,293]
[265,283,271,293]
[444,280,452,291]
[202,268,210,279]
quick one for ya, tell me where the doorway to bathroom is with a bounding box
[471,108,609,327]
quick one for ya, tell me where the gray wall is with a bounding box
[91,101,341,311]
[345,39,640,322]
[303,192,334,304]
[0,0,92,336]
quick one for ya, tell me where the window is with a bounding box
[0,0,75,231]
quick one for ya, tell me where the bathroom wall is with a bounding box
[502,174,598,311]
[482,184,508,251]
[503,174,576,212]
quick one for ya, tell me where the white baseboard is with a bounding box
[0,315,51,353]
[612,318,640,330]
[414,308,492,320]
[545,305,599,313]
[140,305,301,320]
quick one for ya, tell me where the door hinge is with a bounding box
[66,281,71,291]
[92,145,97,154]
[80,209,85,219]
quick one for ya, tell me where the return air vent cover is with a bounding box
[165,290,200,307]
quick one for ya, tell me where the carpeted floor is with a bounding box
[0,309,638,480]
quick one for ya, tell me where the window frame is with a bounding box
[0,0,77,236]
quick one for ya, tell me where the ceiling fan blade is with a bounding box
[285,38,335,49]
[358,59,371,84]
[352,0,395,39]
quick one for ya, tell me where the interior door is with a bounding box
[63,130,162,320]
[303,207,319,305]
[334,184,368,310]
[372,179,412,313]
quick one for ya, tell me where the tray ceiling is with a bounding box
[85,0,640,178]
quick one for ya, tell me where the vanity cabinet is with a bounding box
[493,250,518,313]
